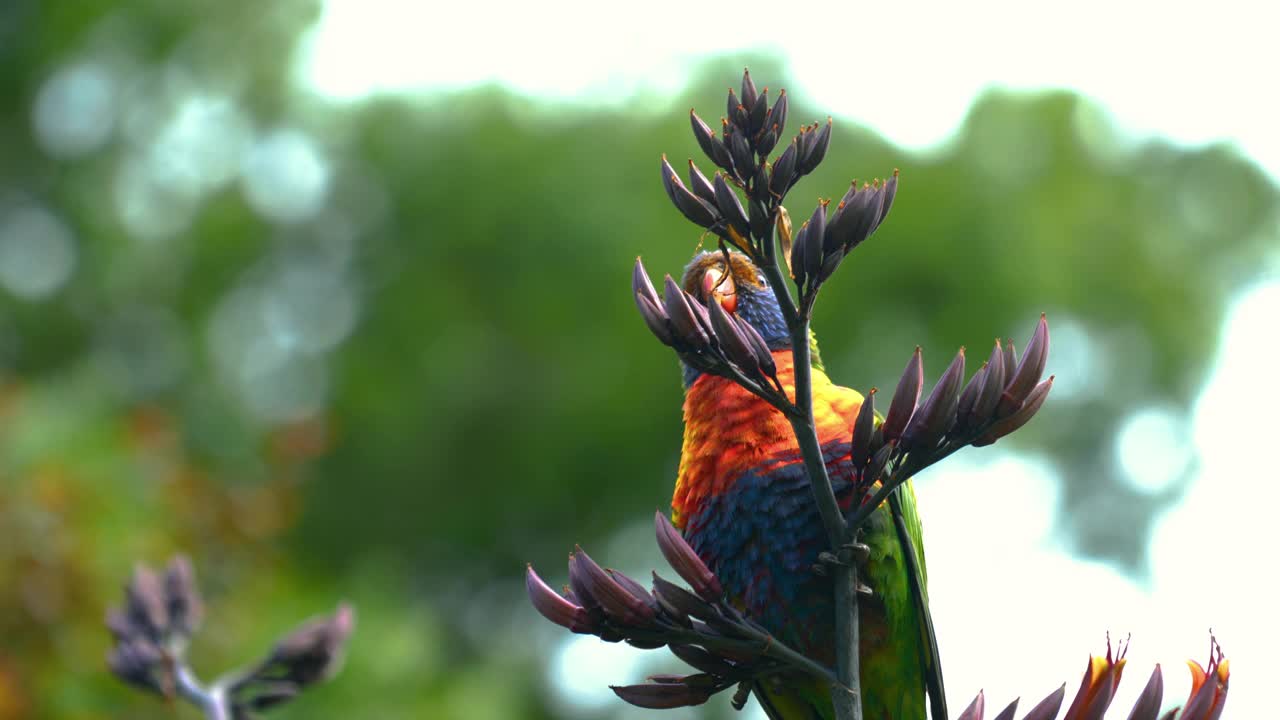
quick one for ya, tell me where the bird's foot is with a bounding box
[811,542,872,588]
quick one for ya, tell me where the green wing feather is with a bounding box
[890,484,947,720]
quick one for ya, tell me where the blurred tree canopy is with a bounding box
[0,2,1276,718]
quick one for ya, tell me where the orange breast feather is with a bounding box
[672,350,864,528]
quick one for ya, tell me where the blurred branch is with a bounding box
[107,555,354,720]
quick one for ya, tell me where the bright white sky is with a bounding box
[298,3,1278,716]
[298,0,1280,180]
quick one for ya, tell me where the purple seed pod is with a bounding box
[661,155,719,228]
[770,141,798,197]
[748,89,769,136]
[883,347,923,443]
[651,572,716,623]
[526,565,593,633]
[654,511,722,601]
[1127,665,1165,720]
[1021,684,1066,720]
[972,339,1006,425]
[903,347,965,450]
[686,160,717,205]
[663,276,711,351]
[633,258,673,346]
[850,388,877,468]
[768,90,788,140]
[956,690,984,720]
[998,314,1050,417]
[669,644,736,676]
[611,681,712,709]
[570,547,656,626]
[740,69,757,110]
[708,299,761,378]
[163,555,203,638]
[973,377,1054,447]
[798,117,832,174]
[712,173,751,242]
[992,698,1019,720]
[691,110,734,172]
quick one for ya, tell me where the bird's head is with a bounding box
[678,250,793,387]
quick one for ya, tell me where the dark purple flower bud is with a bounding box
[798,118,832,174]
[750,162,771,204]
[993,698,1019,720]
[669,644,736,676]
[654,511,722,601]
[816,248,842,284]
[727,132,752,181]
[687,160,717,205]
[712,173,751,242]
[636,295,673,347]
[748,89,769,136]
[608,569,659,616]
[611,682,712,709]
[748,199,769,241]
[756,124,779,157]
[956,362,987,430]
[794,123,813,165]
[633,258,674,346]
[740,69,757,110]
[973,340,1006,425]
[883,347,923,443]
[736,312,777,380]
[691,111,734,172]
[824,181,887,256]
[264,604,355,687]
[957,690,984,720]
[850,388,877,468]
[661,155,719,228]
[789,220,809,289]
[1022,684,1066,720]
[107,639,167,696]
[651,572,714,623]
[125,565,169,642]
[708,298,761,378]
[106,608,132,641]
[727,89,747,133]
[768,90,788,140]
[769,141,798,197]
[861,441,895,487]
[1126,665,1164,720]
[570,548,656,626]
[163,555,203,638]
[903,347,965,450]
[663,276,711,351]
[626,638,667,650]
[526,565,593,633]
[1003,339,1018,384]
[803,201,827,283]
[874,171,899,233]
[974,376,1053,447]
[998,314,1050,417]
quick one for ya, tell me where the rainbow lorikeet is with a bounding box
[671,251,943,720]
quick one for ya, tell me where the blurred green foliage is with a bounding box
[0,2,1276,718]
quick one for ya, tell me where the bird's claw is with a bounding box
[841,542,871,567]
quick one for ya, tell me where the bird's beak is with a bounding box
[702,267,738,314]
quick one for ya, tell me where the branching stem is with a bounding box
[757,236,863,720]
[173,659,231,720]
